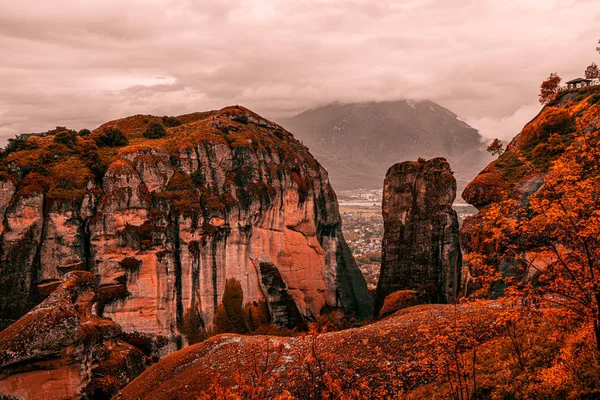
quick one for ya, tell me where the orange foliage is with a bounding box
[467,107,600,352]
[539,73,561,105]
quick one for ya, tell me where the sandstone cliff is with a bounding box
[375,158,461,313]
[0,106,373,354]
[0,271,146,399]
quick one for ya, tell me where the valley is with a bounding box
[339,189,477,289]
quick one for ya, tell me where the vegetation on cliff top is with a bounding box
[0,105,317,208]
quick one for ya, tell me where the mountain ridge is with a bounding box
[279,99,493,194]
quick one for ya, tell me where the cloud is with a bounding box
[0,0,598,143]
[464,103,543,142]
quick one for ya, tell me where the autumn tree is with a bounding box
[486,138,504,156]
[585,62,600,80]
[477,112,600,351]
[539,73,562,105]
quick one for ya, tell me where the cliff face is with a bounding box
[375,158,461,312]
[0,271,147,399]
[0,106,373,354]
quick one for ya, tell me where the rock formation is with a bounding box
[0,271,147,399]
[114,302,501,400]
[0,106,373,355]
[375,158,461,313]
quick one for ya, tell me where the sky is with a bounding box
[0,0,598,144]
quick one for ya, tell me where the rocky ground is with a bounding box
[115,302,503,400]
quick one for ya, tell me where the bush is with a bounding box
[214,304,234,334]
[589,92,600,105]
[3,136,38,155]
[94,127,129,147]
[54,130,77,146]
[80,140,107,180]
[78,128,91,137]
[233,114,249,124]
[378,290,421,318]
[244,301,271,332]
[161,116,182,127]
[221,279,249,334]
[181,306,206,345]
[143,122,167,139]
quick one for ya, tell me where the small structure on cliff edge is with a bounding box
[565,78,593,90]
[375,157,461,314]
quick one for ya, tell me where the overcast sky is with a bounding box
[0,0,598,144]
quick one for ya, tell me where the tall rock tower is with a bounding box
[375,158,461,314]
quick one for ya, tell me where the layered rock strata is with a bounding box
[0,106,373,354]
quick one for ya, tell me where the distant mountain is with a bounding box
[279,100,492,196]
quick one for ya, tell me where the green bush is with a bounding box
[181,306,205,344]
[161,116,182,127]
[94,127,129,147]
[222,279,249,334]
[589,92,600,105]
[54,130,78,146]
[143,122,167,139]
[244,300,271,332]
[3,136,39,155]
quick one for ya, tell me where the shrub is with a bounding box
[161,116,182,127]
[232,114,249,124]
[3,136,38,155]
[94,127,128,147]
[379,290,421,318]
[54,130,77,147]
[143,122,167,139]
[221,279,249,334]
[214,304,234,334]
[589,92,600,105]
[244,301,271,332]
[80,140,107,180]
[181,306,206,345]
[78,128,91,137]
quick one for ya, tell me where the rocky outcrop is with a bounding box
[0,271,147,399]
[375,158,461,313]
[114,302,502,400]
[0,106,373,355]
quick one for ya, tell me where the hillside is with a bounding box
[280,100,492,194]
[116,300,597,399]
[0,106,373,357]
[462,86,600,259]
[114,88,600,400]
